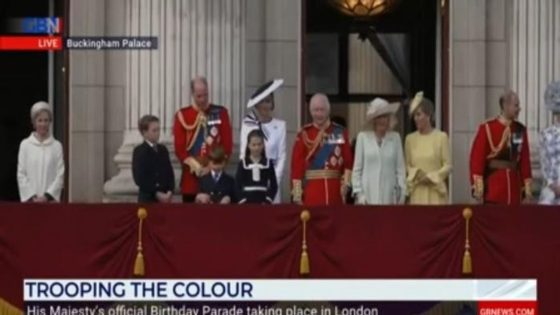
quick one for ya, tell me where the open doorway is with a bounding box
[302,0,438,142]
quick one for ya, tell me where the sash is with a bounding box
[188,124,206,156]
[309,125,344,170]
[188,105,222,156]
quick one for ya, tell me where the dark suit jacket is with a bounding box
[132,141,175,203]
[198,172,236,203]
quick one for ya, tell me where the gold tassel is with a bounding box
[300,250,309,275]
[0,297,23,315]
[462,250,472,275]
[134,251,145,277]
[134,207,148,277]
[462,208,473,275]
[300,210,311,275]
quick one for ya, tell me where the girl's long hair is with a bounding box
[244,129,267,163]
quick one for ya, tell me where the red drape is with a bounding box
[0,204,558,314]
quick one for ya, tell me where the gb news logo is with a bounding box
[8,17,62,34]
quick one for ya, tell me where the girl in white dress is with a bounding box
[17,101,65,202]
[240,79,287,203]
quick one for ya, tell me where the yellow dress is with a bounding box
[404,129,451,205]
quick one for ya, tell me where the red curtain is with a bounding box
[0,204,558,314]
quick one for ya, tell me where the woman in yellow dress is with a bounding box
[405,92,451,204]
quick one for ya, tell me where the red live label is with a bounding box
[478,301,537,315]
[0,36,62,51]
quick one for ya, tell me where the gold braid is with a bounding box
[177,110,207,151]
[302,127,326,162]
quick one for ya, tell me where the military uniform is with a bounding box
[173,104,233,197]
[469,116,532,205]
[290,121,353,206]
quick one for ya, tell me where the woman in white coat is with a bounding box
[17,101,65,202]
[352,98,406,205]
[239,79,287,203]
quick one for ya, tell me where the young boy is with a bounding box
[132,115,175,203]
[195,146,236,204]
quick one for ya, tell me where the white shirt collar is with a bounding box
[211,170,222,179]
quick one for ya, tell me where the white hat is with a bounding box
[247,79,284,108]
[30,101,52,120]
[545,81,560,113]
[366,97,400,121]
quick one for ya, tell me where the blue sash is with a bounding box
[188,127,205,156]
[188,105,222,156]
[309,125,344,170]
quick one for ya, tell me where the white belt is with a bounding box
[244,186,267,192]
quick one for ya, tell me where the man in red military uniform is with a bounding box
[469,90,532,205]
[173,76,233,203]
[291,93,353,206]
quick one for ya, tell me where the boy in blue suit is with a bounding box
[195,146,236,204]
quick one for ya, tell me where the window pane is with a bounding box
[305,33,339,94]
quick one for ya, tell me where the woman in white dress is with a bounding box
[240,79,287,203]
[352,98,406,205]
[17,101,65,202]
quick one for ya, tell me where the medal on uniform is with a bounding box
[334,146,341,157]
[210,126,218,137]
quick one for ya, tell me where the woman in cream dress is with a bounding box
[352,98,406,205]
[404,92,451,205]
[17,101,65,202]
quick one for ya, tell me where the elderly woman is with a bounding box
[352,98,406,205]
[240,79,286,203]
[405,92,451,205]
[17,101,65,202]
[539,81,560,205]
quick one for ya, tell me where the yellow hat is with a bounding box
[409,91,424,116]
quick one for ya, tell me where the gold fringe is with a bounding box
[300,210,311,275]
[134,207,148,277]
[0,297,23,315]
[292,180,303,203]
[462,208,473,275]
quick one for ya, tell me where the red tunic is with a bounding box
[173,104,233,194]
[290,122,353,206]
[469,117,532,205]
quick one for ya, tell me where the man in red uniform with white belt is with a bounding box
[291,93,353,206]
[469,90,532,205]
[173,76,233,203]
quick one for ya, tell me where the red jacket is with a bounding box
[469,117,532,205]
[173,104,232,194]
[290,121,353,206]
